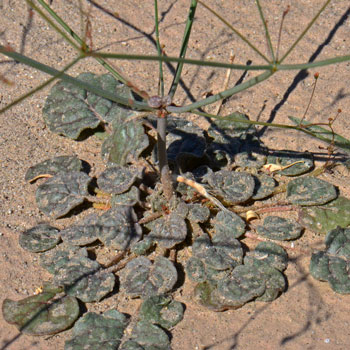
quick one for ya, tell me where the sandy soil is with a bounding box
[1,1,350,349]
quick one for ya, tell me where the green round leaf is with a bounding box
[40,243,88,275]
[2,291,79,335]
[60,214,100,246]
[310,228,350,294]
[213,210,246,238]
[149,212,187,249]
[139,295,184,330]
[286,177,337,206]
[187,233,243,284]
[19,223,60,252]
[103,118,149,166]
[208,170,255,204]
[97,165,143,194]
[244,258,286,302]
[65,310,129,350]
[120,256,178,298]
[310,251,330,281]
[52,255,115,303]
[98,207,142,250]
[131,237,154,256]
[25,156,83,182]
[111,186,140,207]
[65,270,115,303]
[43,73,102,139]
[36,171,91,218]
[212,265,266,308]
[234,142,266,169]
[207,112,254,141]
[256,216,303,240]
[245,242,288,272]
[187,204,210,223]
[123,321,171,350]
[252,174,276,200]
[194,281,224,312]
[186,257,207,283]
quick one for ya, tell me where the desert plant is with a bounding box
[1,1,350,349]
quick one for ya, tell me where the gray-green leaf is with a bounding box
[25,156,82,182]
[256,216,303,241]
[65,310,129,350]
[2,287,79,335]
[120,256,178,298]
[286,177,337,206]
[36,171,91,218]
[19,223,60,252]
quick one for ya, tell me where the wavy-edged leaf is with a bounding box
[2,287,79,335]
[194,264,265,312]
[187,203,210,223]
[121,321,171,350]
[40,243,88,275]
[98,206,142,250]
[120,256,178,298]
[299,196,350,234]
[43,73,103,139]
[36,171,91,218]
[245,242,288,272]
[310,227,350,294]
[256,216,303,240]
[19,223,60,252]
[149,212,187,249]
[60,214,100,246]
[97,165,143,194]
[103,119,149,166]
[213,210,246,238]
[208,170,255,204]
[111,186,140,207]
[65,310,129,350]
[252,174,276,200]
[139,295,184,330]
[53,256,115,303]
[287,176,337,206]
[186,233,243,284]
[242,258,286,302]
[25,156,82,182]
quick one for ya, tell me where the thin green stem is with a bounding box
[154,0,164,96]
[277,56,350,69]
[167,70,274,113]
[279,0,331,63]
[198,0,271,63]
[0,46,151,110]
[193,109,344,149]
[95,52,272,70]
[0,56,82,114]
[34,0,128,85]
[168,0,198,98]
[90,52,350,71]
[255,0,275,62]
